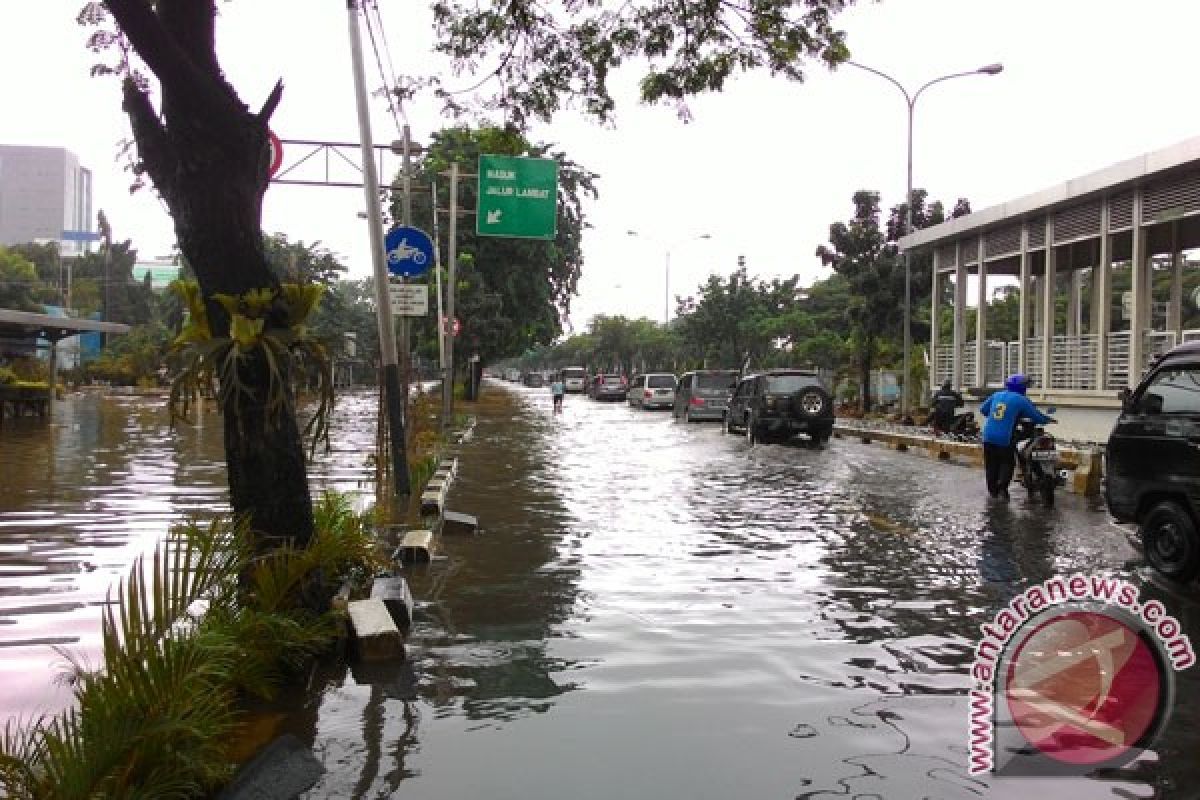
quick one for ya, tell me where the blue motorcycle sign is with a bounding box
[384,225,435,277]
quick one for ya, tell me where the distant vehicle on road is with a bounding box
[1107,340,1200,583]
[674,369,738,422]
[589,374,627,401]
[523,372,545,388]
[505,368,521,382]
[724,369,834,445]
[628,373,676,410]
[561,366,587,393]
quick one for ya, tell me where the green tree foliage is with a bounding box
[816,190,899,411]
[430,0,853,123]
[263,234,348,287]
[674,267,795,369]
[0,247,42,311]
[85,321,173,386]
[404,126,596,371]
[310,279,381,374]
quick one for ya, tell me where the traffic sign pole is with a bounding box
[347,0,409,497]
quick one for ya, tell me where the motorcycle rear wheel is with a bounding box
[1040,478,1055,506]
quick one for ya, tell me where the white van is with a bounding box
[561,366,587,393]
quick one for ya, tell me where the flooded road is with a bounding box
[296,382,1200,800]
[3,383,1200,798]
[0,389,380,724]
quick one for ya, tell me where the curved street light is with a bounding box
[846,60,1003,413]
[626,230,713,324]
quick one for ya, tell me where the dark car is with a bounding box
[723,369,834,445]
[674,369,738,422]
[589,373,627,401]
[1106,341,1200,582]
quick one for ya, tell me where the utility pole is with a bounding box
[346,0,409,496]
[98,210,112,347]
[443,162,458,425]
[431,176,447,426]
[398,122,414,406]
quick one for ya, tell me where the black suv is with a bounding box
[1107,341,1200,582]
[723,369,834,445]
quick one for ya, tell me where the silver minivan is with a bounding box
[627,373,677,409]
[673,370,739,422]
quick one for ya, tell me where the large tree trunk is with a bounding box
[107,0,314,547]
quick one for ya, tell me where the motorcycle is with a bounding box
[1014,408,1063,505]
[927,409,979,440]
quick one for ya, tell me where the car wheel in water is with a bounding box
[1142,501,1200,583]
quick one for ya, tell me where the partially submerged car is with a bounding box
[673,369,738,422]
[724,369,834,445]
[1106,341,1200,582]
[589,374,627,401]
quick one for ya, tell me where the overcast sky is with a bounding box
[6,1,1200,332]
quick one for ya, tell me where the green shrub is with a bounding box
[0,491,384,799]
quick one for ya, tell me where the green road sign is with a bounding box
[476,155,558,239]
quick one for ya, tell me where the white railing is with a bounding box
[1049,333,1100,390]
[1025,337,1044,389]
[935,348,953,386]
[984,341,1007,386]
[936,329,1191,391]
[1108,331,1130,389]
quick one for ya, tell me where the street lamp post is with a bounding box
[626,230,712,324]
[846,60,1003,413]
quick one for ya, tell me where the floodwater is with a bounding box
[3,384,1200,798]
[0,389,380,725]
[293,383,1200,799]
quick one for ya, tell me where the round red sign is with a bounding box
[1004,609,1165,766]
[267,130,283,179]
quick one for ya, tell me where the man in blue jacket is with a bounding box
[979,374,1054,499]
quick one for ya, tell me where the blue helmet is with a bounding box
[1004,373,1028,394]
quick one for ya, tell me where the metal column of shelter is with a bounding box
[975,237,987,388]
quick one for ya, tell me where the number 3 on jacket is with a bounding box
[992,402,1007,420]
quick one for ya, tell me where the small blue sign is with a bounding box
[61,230,101,242]
[384,225,434,277]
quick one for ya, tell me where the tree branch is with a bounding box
[259,79,284,121]
[121,77,178,194]
[104,0,239,119]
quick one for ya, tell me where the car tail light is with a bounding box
[690,396,704,406]
[644,389,653,398]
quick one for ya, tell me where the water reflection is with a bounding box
[6,385,1200,799]
[0,389,381,725]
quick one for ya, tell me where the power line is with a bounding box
[368,0,409,126]
[359,1,404,137]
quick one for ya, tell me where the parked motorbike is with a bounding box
[927,410,979,440]
[1014,408,1063,505]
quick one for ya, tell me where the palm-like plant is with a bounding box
[0,492,385,798]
